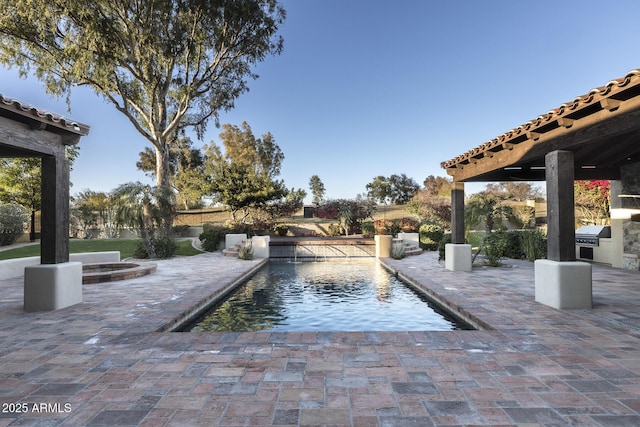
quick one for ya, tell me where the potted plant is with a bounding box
[397,217,419,233]
[373,219,393,235]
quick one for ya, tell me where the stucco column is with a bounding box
[41,155,70,264]
[536,150,591,309]
[451,181,465,244]
[545,150,575,261]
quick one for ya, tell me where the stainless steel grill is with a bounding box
[575,225,611,247]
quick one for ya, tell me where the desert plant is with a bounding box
[391,241,406,259]
[238,241,254,260]
[522,229,547,261]
[419,223,444,251]
[0,203,28,246]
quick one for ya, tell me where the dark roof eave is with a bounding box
[0,94,90,141]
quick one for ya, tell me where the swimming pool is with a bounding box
[185,260,472,332]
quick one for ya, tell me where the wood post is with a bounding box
[40,155,70,264]
[545,150,575,261]
[451,182,465,244]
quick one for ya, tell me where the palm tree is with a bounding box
[112,182,174,258]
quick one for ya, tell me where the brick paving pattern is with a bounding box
[0,251,639,426]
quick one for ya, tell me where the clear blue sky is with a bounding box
[2,0,640,203]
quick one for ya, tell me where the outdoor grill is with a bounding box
[575,225,611,247]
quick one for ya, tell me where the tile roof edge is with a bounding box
[440,68,640,170]
[0,93,90,136]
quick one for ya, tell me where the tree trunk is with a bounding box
[154,143,173,236]
[30,210,36,242]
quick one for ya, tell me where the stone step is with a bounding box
[392,238,423,257]
[222,240,248,258]
[222,248,239,257]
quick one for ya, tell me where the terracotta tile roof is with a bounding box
[0,93,90,136]
[441,69,640,170]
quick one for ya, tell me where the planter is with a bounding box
[375,228,388,235]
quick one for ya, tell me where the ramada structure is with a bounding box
[441,69,640,309]
[0,94,90,311]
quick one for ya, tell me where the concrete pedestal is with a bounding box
[225,233,247,250]
[445,244,472,272]
[251,235,270,258]
[24,262,83,311]
[375,235,392,258]
[534,259,592,309]
[397,232,419,247]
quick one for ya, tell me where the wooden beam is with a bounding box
[526,131,541,141]
[41,155,70,264]
[0,116,63,157]
[545,151,576,262]
[451,182,465,244]
[600,98,622,112]
[557,117,575,128]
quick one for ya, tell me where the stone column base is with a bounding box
[251,235,270,258]
[375,235,392,258]
[24,262,83,312]
[445,244,472,272]
[535,259,592,309]
[225,233,247,250]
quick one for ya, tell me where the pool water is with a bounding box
[187,260,472,332]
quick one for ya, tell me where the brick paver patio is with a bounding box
[1,251,639,426]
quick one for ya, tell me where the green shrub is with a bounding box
[503,231,524,259]
[199,225,227,252]
[361,221,374,237]
[154,236,178,259]
[133,240,150,259]
[483,232,508,266]
[522,229,547,261]
[275,224,289,236]
[133,237,178,259]
[419,223,444,251]
[438,233,452,261]
[0,204,28,246]
[328,223,342,237]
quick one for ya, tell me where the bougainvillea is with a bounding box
[574,180,610,225]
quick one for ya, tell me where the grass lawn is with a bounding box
[0,238,202,261]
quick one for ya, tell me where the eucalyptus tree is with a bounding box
[0,0,286,229]
[137,137,208,209]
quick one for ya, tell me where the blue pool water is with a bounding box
[187,260,471,332]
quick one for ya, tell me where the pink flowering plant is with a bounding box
[373,219,394,233]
